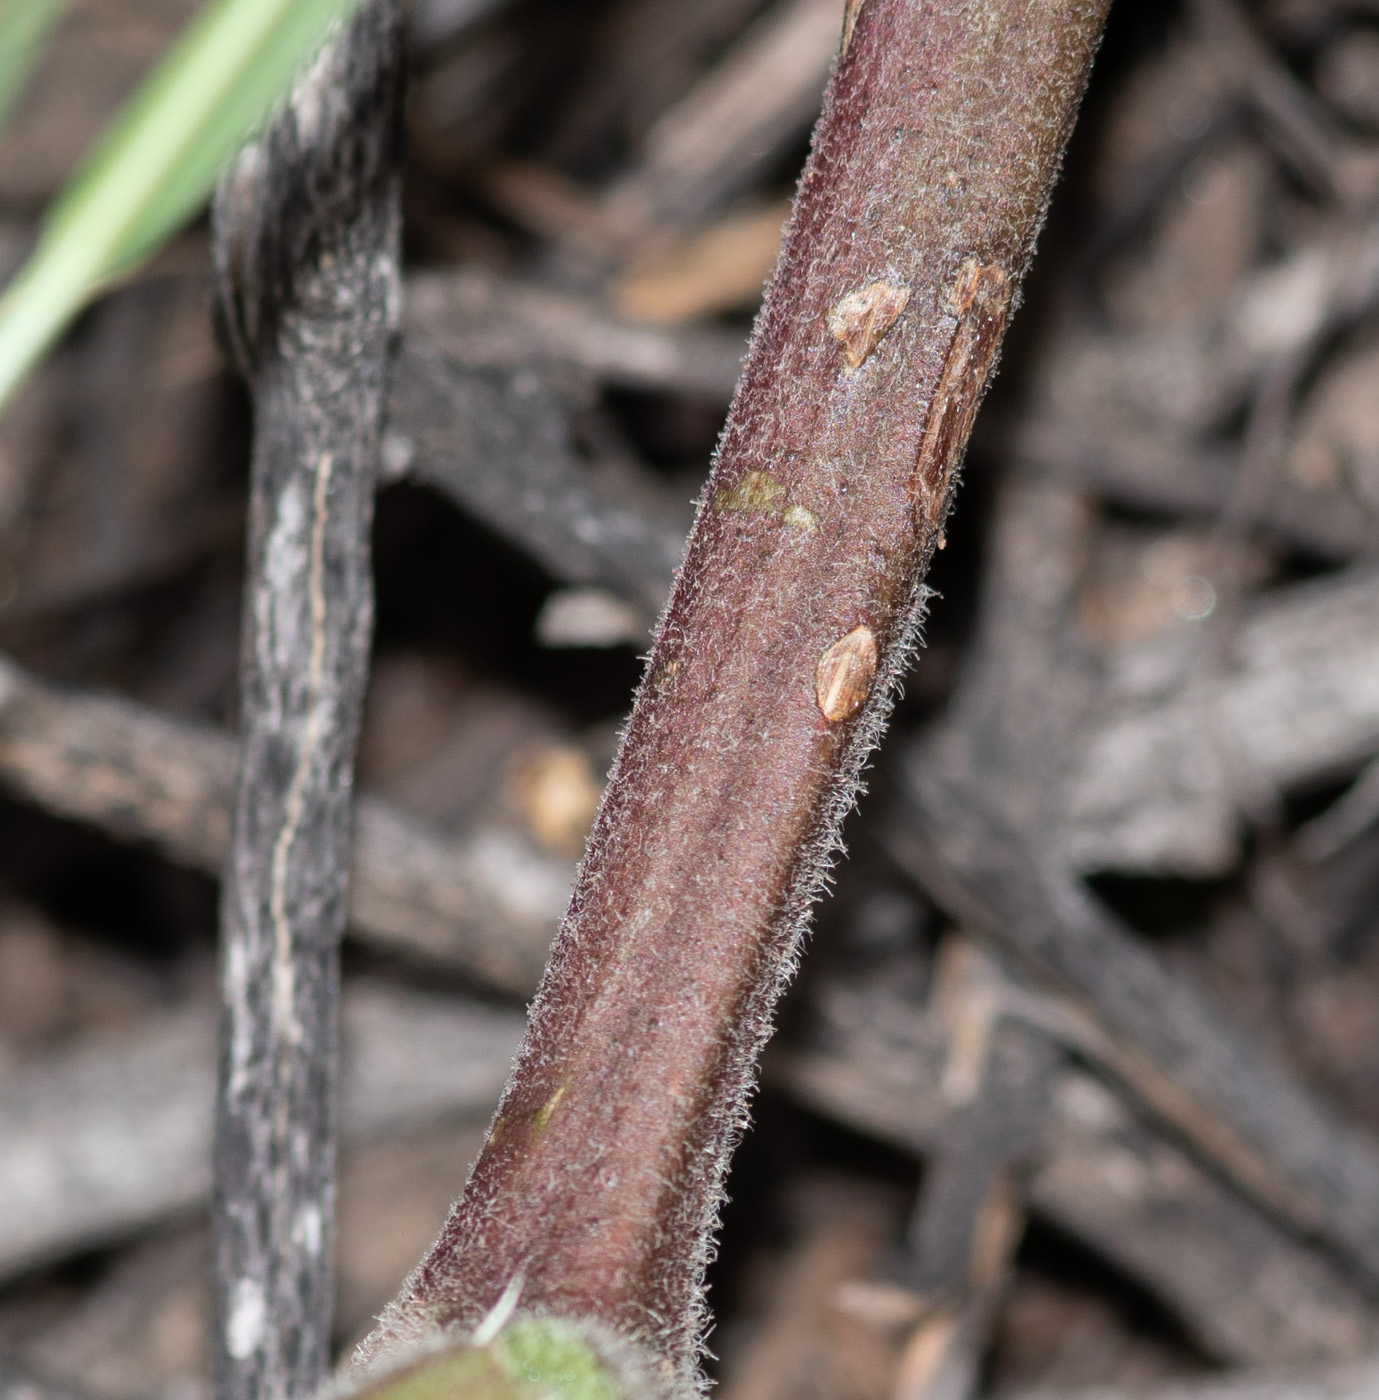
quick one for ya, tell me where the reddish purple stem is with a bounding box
[358,0,1108,1385]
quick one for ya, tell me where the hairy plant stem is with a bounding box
[359,0,1107,1386]
[210,5,402,1400]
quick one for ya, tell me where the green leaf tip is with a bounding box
[0,0,366,416]
[339,1315,676,1400]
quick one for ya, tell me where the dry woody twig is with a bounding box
[209,6,404,1398]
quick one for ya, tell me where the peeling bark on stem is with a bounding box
[359,0,1107,1386]
[211,6,403,1400]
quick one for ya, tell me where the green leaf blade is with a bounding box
[0,0,364,413]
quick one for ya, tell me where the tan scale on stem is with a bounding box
[357,0,1108,1388]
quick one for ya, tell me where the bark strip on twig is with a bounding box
[209,6,403,1398]
[358,0,1108,1383]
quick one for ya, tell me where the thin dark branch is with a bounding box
[0,1360,104,1400]
[780,953,1379,1367]
[403,267,747,398]
[388,344,686,622]
[602,0,842,236]
[0,653,565,994]
[1061,566,1379,877]
[890,480,1379,1300]
[1003,1356,1379,1400]
[887,940,1051,1400]
[1187,0,1369,204]
[1008,427,1375,562]
[0,986,521,1283]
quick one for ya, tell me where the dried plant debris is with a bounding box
[8,3,1379,1400]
